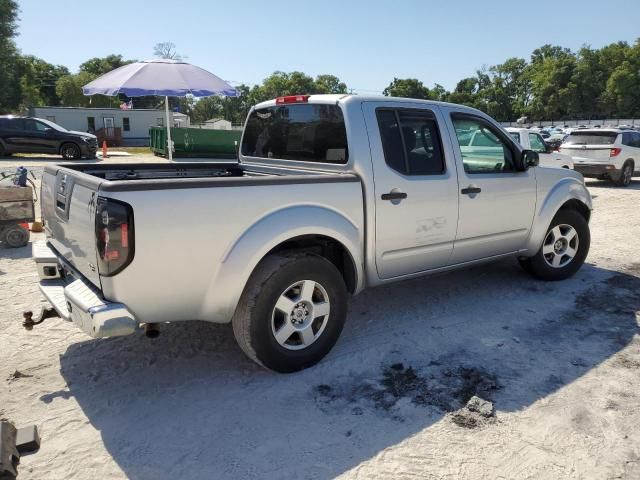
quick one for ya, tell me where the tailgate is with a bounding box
[41,167,102,287]
[561,146,612,163]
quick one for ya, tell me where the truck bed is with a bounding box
[50,162,354,192]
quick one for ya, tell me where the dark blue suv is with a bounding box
[0,116,98,159]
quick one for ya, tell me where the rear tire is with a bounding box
[60,143,81,160]
[615,161,634,187]
[519,209,590,281]
[1,225,30,248]
[232,253,348,373]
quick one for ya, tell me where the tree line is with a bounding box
[1,0,639,123]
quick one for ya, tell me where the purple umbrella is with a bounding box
[83,59,237,161]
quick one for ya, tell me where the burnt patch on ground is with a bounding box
[313,362,500,421]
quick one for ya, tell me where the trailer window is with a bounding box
[242,104,348,164]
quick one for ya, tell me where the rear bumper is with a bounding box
[34,242,138,338]
[573,163,618,177]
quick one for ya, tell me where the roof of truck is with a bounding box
[253,94,484,115]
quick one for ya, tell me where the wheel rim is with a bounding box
[623,165,632,185]
[542,224,579,268]
[6,228,26,246]
[62,145,78,159]
[271,280,330,351]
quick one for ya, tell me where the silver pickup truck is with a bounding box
[33,94,592,372]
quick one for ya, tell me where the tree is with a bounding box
[314,74,347,94]
[153,42,185,61]
[0,0,20,112]
[56,71,118,107]
[16,55,69,108]
[79,54,134,77]
[383,77,431,99]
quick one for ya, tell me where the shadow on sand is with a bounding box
[49,260,640,479]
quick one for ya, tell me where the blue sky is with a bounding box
[15,0,640,93]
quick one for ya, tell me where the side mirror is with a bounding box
[521,150,539,169]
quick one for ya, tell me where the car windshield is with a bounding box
[37,118,68,132]
[564,132,617,145]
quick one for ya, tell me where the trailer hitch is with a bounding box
[22,307,59,330]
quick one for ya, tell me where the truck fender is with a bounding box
[200,205,364,323]
[524,177,592,254]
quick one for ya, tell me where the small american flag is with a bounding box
[119,100,133,110]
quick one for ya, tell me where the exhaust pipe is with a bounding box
[144,323,160,338]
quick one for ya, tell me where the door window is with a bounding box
[528,133,547,153]
[451,115,515,173]
[23,119,48,132]
[376,109,445,175]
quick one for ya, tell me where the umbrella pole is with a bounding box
[164,95,173,162]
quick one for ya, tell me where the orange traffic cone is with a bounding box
[102,140,108,159]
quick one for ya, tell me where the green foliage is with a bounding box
[383,77,431,99]
[0,0,20,112]
[79,54,134,77]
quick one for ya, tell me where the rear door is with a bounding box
[41,167,102,286]
[443,109,536,264]
[17,119,58,153]
[363,101,459,279]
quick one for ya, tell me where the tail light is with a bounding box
[609,147,622,157]
[95,197,134,276]
[276,95,310,104]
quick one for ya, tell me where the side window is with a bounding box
[621,132,632,146]
[451,115,515,174]
[87,117,96,132]
[633,132,640,148]
[376,109,445,175]
[509,132,521,144]
[528,133,547,153]
[123,117,130,132]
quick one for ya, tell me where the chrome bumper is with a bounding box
[34,242,138,338]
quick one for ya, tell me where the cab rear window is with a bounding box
[564,132,618,145]
[241,104,348,163]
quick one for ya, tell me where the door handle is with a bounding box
[461,186,482,195]
[381,191,408,201]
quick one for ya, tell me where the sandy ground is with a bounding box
[1,164,639,479]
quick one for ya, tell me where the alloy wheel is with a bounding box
[271,280,331,350]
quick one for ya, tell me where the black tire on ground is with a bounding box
[519,209,590,281]
[2,225,30,248]
[60,143,81,160]
[615,160,634,187]
[232,253,348,373]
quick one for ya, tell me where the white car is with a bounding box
[506,128,574,169]
[560,129,640,187]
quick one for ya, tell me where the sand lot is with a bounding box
[1,164,639,479]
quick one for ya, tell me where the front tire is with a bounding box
[60,143,81,160]
[232,253,348,373]
[519,209,590,281]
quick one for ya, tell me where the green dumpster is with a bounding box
[149,126,241,159]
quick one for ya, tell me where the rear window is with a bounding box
[564,132,618,145]
[241,103,348,163]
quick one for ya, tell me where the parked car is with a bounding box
[506,128,573,169]
[560,128,640,187]
[0,116,97,159]
[32,95,592,373]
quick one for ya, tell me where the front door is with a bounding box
[442,109,537,264]
[363,101,459,279]
[103,117,115,137]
